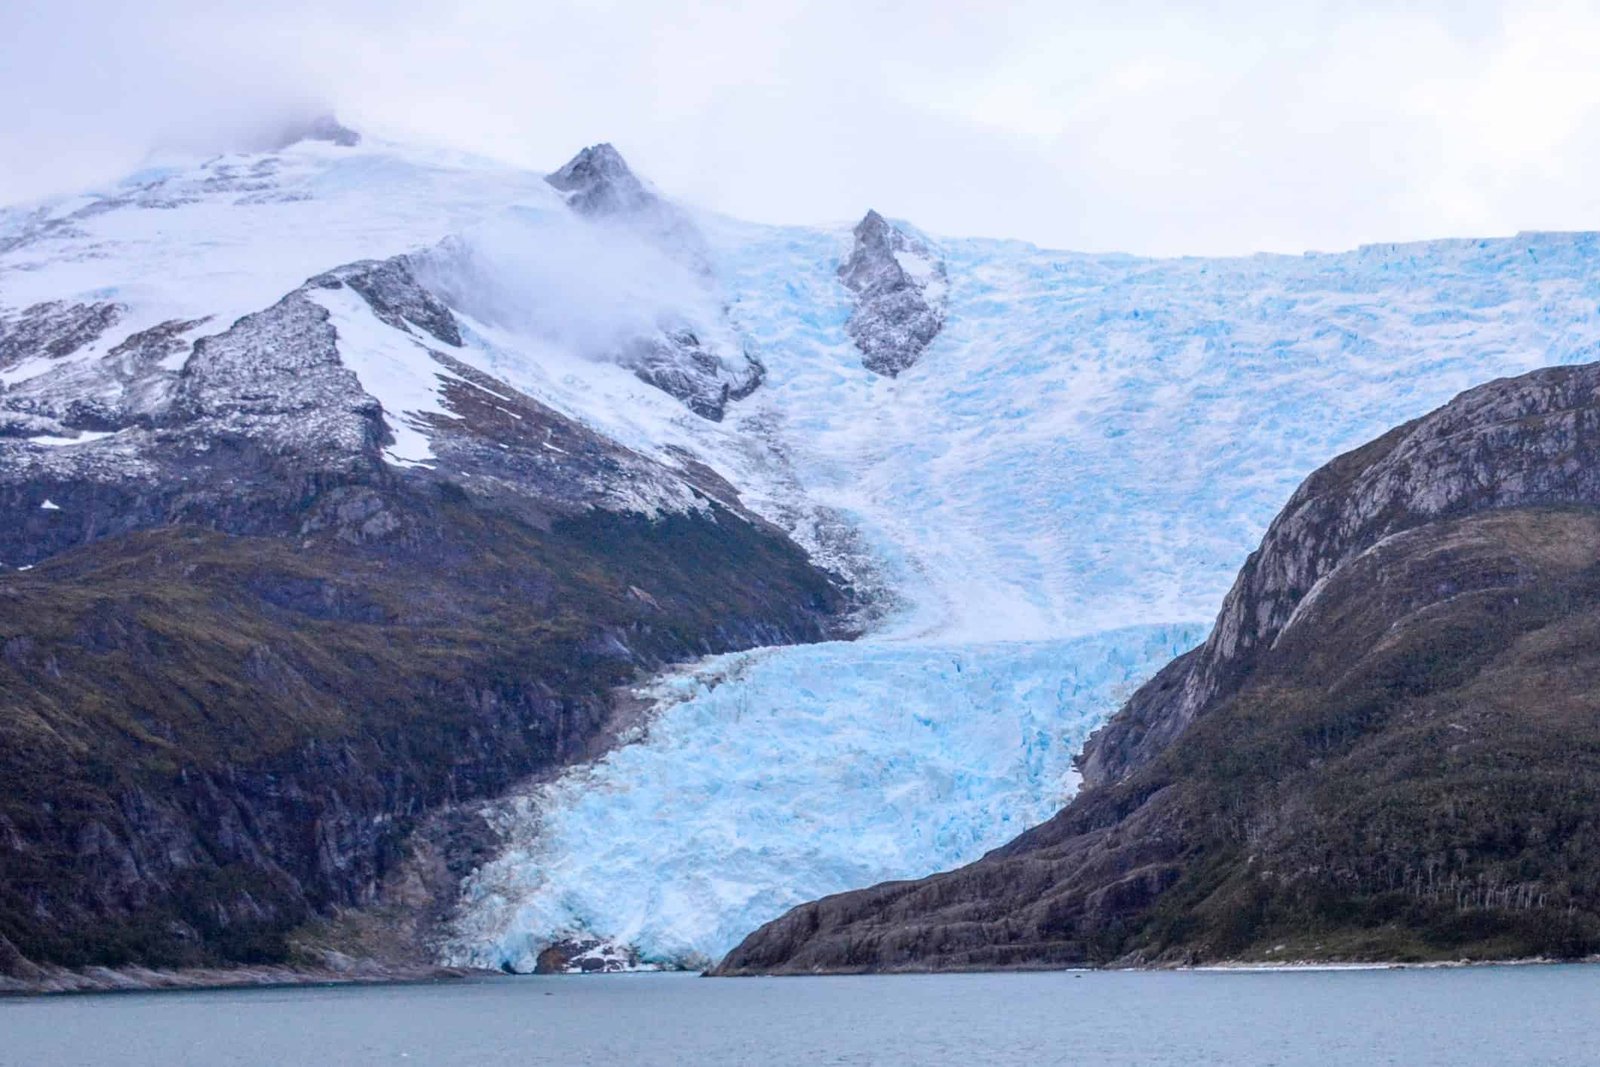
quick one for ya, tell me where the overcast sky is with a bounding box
[7,0,1600,255]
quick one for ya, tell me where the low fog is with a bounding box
[7,1,1600,255]
[419,206,739,363]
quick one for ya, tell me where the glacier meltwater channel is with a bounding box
[447,217,1600,970]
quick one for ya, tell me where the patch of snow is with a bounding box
[0,358,55,389]
[893,244,948,304]
[25,431,115,448]
[38,499,60,511]
[308,284,459,467]
[894,246,939,285]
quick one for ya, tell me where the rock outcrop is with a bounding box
[716,362,1600,973]
[1078,362,1600,788]
[546,143,659,219]
[838,210,947,377]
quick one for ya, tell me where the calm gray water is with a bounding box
[2,966,1597,1066]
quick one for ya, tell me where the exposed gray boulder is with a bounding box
[838,210,948,376]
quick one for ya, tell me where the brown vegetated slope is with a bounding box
[0,497,844,975]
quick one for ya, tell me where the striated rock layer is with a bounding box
[716,362,1600,973]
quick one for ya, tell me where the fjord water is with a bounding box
[5,968,1596,1066]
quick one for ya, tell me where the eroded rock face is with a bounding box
[176,285,381,460]
[0,301,121,371]
[838,210,947,377]
[318,257,462,348]
[0,303,196,435]
[1079,362,1600,787]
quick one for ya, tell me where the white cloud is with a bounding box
[5,0,1600,255]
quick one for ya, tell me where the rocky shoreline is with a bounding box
[17,949,1591,996]
[0,959,499,997]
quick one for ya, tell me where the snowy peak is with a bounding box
[545,143,655,218]
[516,142,762,420]
[267,114,362,150]
[0,245,743,571]
[838,210,948,376]
[542,142,705,262]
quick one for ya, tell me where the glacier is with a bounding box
[448,213,1600,969]
[9,137,1600,972]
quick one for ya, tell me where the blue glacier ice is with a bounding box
[446,212,1600,969]
[449,627,1202,970]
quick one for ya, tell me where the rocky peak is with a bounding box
[838,210,948,377]
[545,143,655,217]
[536,144,760,419]
[841,210,899,274]
[269,114,362,150]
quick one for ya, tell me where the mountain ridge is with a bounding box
[0,142,857,980]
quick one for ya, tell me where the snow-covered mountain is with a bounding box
[6,125,1600,976]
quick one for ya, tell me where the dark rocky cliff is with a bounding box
[716,362,1600,973]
